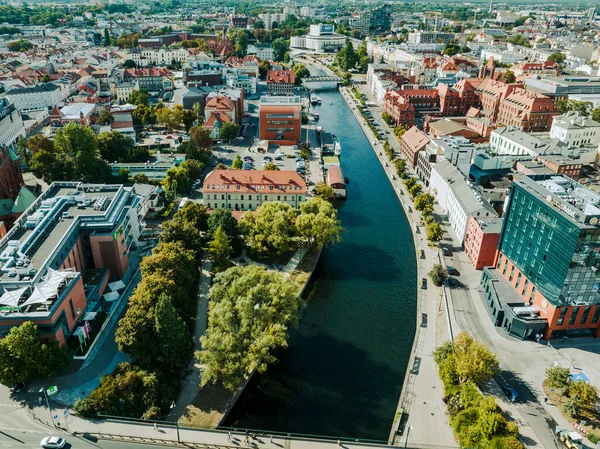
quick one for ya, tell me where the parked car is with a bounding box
[13,381,25,393]
[421,278,427,289]
[442,247,450,257]
[40,437,66,449]
[501,386,519,403]
[447,265,454,275]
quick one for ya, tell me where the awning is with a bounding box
[83,311,97,321]
[103,291,120,302]
[0,286,28,307]
[108,280,126,291]
[20,285,50,307]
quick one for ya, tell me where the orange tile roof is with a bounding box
[203,170,306,194]
[267,70,295,85]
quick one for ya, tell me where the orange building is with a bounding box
[259,96,302,145]
[463,216,501,270]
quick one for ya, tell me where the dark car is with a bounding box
[442,247,450,256]
[501,387,519,402]
[421,278,427,289]
[13,381,25,393]
[448,277,456,287]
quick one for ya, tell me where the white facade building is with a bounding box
[490,127,551,156]
[290,24,346,53]
[0,99,26,152]
[115,81,139,104]
[119,48,189,67]
[429,158,497,243]
[6,83,62,112]
[550,112,600,148]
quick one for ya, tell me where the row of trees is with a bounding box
[545,366,599,423]
[434,333,522,449]
[76,203,209,418]
[555,99,600,122]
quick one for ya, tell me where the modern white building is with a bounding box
[490,127,553,156]
[226,73,257,95]
[6,83,62,112]
[429,158,498,244]
[550,112,600,148]
[0,99,26,153]
[115,81,139,104]
[290,24,346,54]
[247,45,274,61]
[119,48,189,67]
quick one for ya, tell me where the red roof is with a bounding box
[267,70,295,85]
[203,170,306,194]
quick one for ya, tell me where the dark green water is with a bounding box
[222,87,417,441]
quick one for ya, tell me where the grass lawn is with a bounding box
[543,380,600,441]
[177,382,234,429]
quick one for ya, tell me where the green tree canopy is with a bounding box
[198,265,304,390]
[231,154,243,169]
[453,332,500,385]
[154,295,193,371]
[0,321,68,385]
[207,208,238,241]
[313,182,336,202]
[295,197,343,249]
[239,202,298,256]
[97,131,135,162]
[219,122,240,143]
[97,109,115,125]
[429,263,448,286]
[128,89,150,106]
[209,226,233,272]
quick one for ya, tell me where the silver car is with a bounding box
[40,437,66,449]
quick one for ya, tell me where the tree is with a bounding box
[41,73,50,83]
[189,126,213,151]
[198,265,304,390]
[545,366,570,390]
[453,332,500,385]
[231,154,243,170]
[382,112,395,127]
[547,52,566,65]
[181,159,203,181]
[296,197,343,250]
[163,166,191,195]
[192,102,204,126]
[97,131,134,162]
[292,63,310,85]
[132,104,156,126]
[209,226,233,272]
[134,173,149,183]
[426,221,443,244]
[298,142,311,160]
[239,202,298,256]
[272,37,289,62]
[394,125,406,138]
[567,381,598,413]
[415,193,435,216]
[154,295,192,371]
[118,167,130,183]
[97,109,115,125]
[259,60,272,78]
[103,27,110,46]
[182,109,197,133]
[0,321,68,385]
[394,158,406,177]
[503,71,516,84]
[313,183,336,202]
[206,209,236,241]
[157,105,184,131]
[263,161,280,170]
[336,40,357,71]
[74,363,161,419]
[219,122,240,143]
[409,183,422,199]
[128,89,150,106]
[429,263,448,286]
[593,106,600,123]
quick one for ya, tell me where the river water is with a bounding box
[222,85,417,442]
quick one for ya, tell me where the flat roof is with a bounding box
[260,95,302,105]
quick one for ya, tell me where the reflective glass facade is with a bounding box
[499,182,600,307]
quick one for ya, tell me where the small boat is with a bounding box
[310,94,319,105]
[344,177,349,184]
[313,113,319,121]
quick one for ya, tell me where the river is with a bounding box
[222,84,417,442]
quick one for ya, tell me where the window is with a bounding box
[557,307,568,325]
[581,307,591,324]
[69,299,76,320]
[568,307,578,325]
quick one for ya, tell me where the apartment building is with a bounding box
[202,170,306,212]
[464,216,502,270]
[550,112,600,148]
[399,126,430,168]
[497,88,559,132]
[482,174,600,340]
[6,83,62,112]
[266,70,295,96]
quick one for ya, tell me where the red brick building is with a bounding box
[438,79,482,117]
[399,126,430,168]
[266,70,295,96]
[0,146,23,205]
[497,88,559,132]
[463,216,501,270]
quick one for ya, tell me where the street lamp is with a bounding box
[404,425,413,448]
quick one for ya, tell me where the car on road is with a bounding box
[501,386,519,403]
[40,437,66,449]
[13,381,25,392]
[448,277,456,287]
[421,278,427,289]
[442,247,450,257]
[447,265,454,275]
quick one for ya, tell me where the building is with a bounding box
[550,112,600,148]
[524,75,600,100]
[226,73,257,95]
[6,83,62,112]
[115,81,139,104]
[266,70,295,96]
[429,158,498,243]
[490,127,552,156]
[349,5,392,34]
[0,99,26,155]
[183,60,224,87]
[481,174,600,340]
[49,103,95,127]
[202,170,306,211]
[0,182,149,344]
[124,68,172,92]
[172,86,214,110]
[247,45,274,61]
[205,87,244,126]
[464,216,502,270]
[119,48,189,67]
[259,96,302,145]
[407,32,455,45]
[496,88,559,132]
[382,90,416,128]
[290,24,346,54]
[399,126,430,168]
[511,60,560,78]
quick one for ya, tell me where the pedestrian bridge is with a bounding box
[303,76,343,84]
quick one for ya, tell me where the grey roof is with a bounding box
[434,158,498,217]
[6,83,59,95]
[552,111,600,130]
